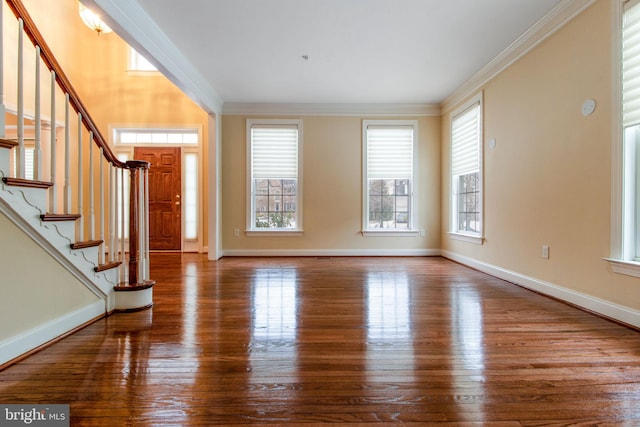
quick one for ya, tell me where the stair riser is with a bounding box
[71,245,101,266]
[1,186,48,213]
[1,181,117,297]
[115,287,153,312]
[40,220,76,244]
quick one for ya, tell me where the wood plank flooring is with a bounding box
[2,254,640,425]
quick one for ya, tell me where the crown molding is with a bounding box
[441,0,597,113]
[222,102,441,117]
[87,0,223,114]
[87,0,594,118]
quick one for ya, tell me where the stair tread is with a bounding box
[94,261,122,272]
[70,240,103,250]
[0,138,19,149]
[2,177,53,189]
[40,213,81,222]
[115,280,155,292]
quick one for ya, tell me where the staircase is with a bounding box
[0,0,154,367]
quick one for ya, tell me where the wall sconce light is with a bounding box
[78,2,112,35]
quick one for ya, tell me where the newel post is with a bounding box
[114,160,154,312]
[126,160,150,285]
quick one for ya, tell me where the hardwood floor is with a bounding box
[2,254,640,426]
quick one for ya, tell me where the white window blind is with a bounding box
[251,126,299,178]
[451,103,480,177]
[624,0,640,128]
[13,148,34,180]
[366,126,413,179]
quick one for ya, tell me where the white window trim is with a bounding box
[608,0,640,277]
[245,230,304,237]
[448,232,484,245]
[246,119,304,235]
[363,230,420,237]
[449,92,484,244]
[361,120,419,236]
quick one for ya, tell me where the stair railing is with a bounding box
[1,0,151,288]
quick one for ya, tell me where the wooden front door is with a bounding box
[135,147,182,250]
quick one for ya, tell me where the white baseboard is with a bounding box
[222,248,442,257]
[0,301,104,366]
[441,250,640,329]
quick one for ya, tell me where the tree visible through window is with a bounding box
[368,179,410,229]
[457,172,479,233]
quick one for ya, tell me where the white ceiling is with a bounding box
[92,0,567,111]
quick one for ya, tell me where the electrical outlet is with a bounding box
[234,228,240,237]
[542,245,549,259]
[420,229,425,237]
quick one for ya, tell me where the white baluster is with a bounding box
[113,166,120,274]
[77,113,83,241]
[34,46,42,181]
[109,163,116,263]
[138,168,145,282]
[143,167,150,280]
[120,167,126,284]
[49,71,57,213]
[16,19,24,179]
[0,0,5,139]
[99,148,105,265]
[89,132,95,241]
[64,94,71,214]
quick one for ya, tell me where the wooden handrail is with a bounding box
[3,0,153,288]
[4,0,126,168]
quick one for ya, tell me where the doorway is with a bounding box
[134,147,182,250]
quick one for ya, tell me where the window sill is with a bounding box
[246,229,303,237]
[604,258,640,278]
[448,232,484,245]
[361,230,420,237]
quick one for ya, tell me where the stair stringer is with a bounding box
[0,175,118,313]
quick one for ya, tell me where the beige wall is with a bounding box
[222,115,441,253]
[14,0,211,248]
[442,0,640,311]
[0,213,100,341]
[16,0,209,129]
[74,25,211,248]
[8,0,638,315]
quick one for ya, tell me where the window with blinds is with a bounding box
[622,0,640,261]
[248,120,302,231]
[363,121,417,231]
[451,94,482,238]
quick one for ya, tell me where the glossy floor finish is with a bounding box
[2,255,640,426]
